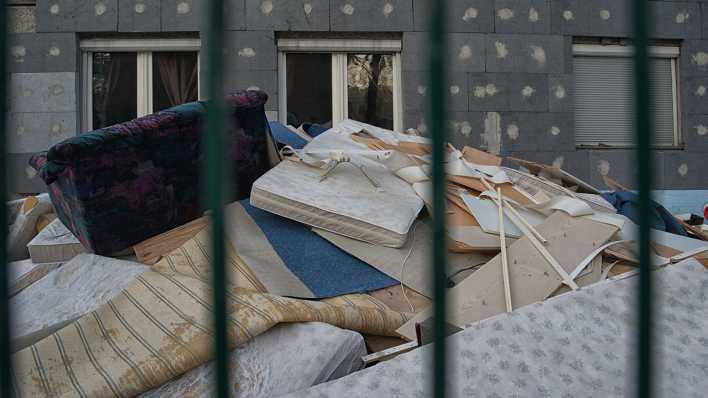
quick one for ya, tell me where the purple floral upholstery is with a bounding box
[30,90,272,255]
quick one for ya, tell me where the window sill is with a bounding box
[575,145,685,151]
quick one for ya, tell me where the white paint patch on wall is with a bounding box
[11,45,26,62]
[495,41,508,58]
[49,84,64,96]
[460,121,473,137]
[528,7,539,22]
[417,85,427,95]
[696,85,706,96]
[599,9,610,20]
[562,10,574,21]
[341,3,354,15]
[675,11,690,24]
[695,124,708,136]
[49,46,61,57]
[597,160,610,176]
[554,84,566,99]
[506,124,519,140]
[482,112,501,155]
[486,84,498,96]
[521,85,535,97]
[450,85,460,95]
[462,7,478,21]
[474,84,499,98]
[459,45,473,60]
[177,2,191,14]
[49,3,60,15]
[498,8,514,20]
[238,48,256,57]
[25,166,37,179]
[530,45,546,65]
[260,0,273,15]
[691,52,708,66]
[552,156,564,168]
[95,2,107,16]
[303,3,313,15]
[550,126,560,136]
[134,2,146,14]
[383,3,394,17]
[678,163,688,177]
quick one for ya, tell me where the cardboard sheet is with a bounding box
[315,220,494,298]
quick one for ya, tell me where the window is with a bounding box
[573,44,679,147]
[278,38,403,132]
[81,38,200,131]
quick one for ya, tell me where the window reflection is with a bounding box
[347,54,394,130]
[92,52,137,130]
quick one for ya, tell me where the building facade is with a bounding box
[6,0,708,199]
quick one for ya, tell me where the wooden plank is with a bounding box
[362,341,418,365]
[133,216,209,265]
[497,188,512,313]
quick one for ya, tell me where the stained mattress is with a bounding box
[250,120,423,248]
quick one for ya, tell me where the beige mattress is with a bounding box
[250,120,423,248]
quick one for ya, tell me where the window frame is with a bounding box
[277,38,403,132]
[80,38,201,131]
[572,43,681,148]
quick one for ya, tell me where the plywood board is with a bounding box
[396,212,618,340]
[133,216,209,265]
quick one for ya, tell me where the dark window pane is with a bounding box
[153,51,199,113]
[286,53,332,127]
[347,54,393,130]
[92,52,137,130]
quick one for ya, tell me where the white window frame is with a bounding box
[572,43,681,147]
[277,38,404,132]
[80,38,201,131]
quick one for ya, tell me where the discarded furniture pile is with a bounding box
[6,92,708,396]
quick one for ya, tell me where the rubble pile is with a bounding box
[6,114,708,397]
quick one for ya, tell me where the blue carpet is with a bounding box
[269,121,309,149]
[241,200,397,297]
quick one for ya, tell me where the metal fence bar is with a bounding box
[0,0,12,396]
[428,1,448,397]
[202,1,230,397]
[631,0,654,397]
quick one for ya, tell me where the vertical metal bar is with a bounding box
[631,0,653,397]
[428,1,448,397]
[0,1,12,396]
[202,1,229,397]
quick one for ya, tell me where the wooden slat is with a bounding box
[133,217,209,265]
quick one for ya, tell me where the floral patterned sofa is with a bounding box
[30,90,272,255]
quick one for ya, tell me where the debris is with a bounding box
[7,259,62,297]
[397,213,618,340]
[133,216,209,265]
[142,323,367,398]
[226,200,397,298]
[27,218,85,263]
[250,120,424,248]
[7,193,53,261]
[282,259,708,398]
[11,113,708,397]
[315,220,494,298]
[10,254,149,352]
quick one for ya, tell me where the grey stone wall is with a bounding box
[5,0,708,192]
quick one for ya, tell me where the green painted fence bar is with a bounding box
[631,0,654,397]
[428,1,448,397]
[0,1,12,397]
[202,1,230,397]
[0,1,663,396]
